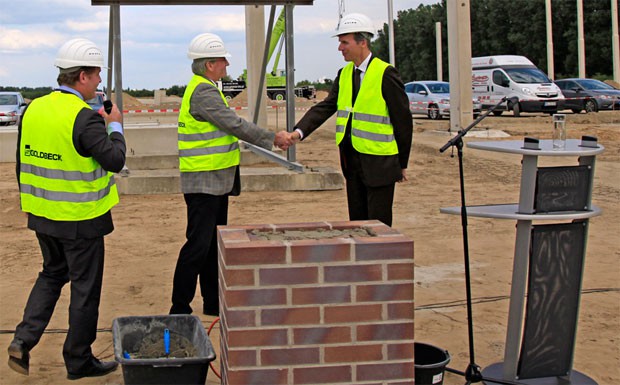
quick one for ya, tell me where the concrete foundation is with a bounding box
[118,124,344,194]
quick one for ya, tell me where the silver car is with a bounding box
[0,91,27,126]
[405,81,481,120]
[555,78,620,113]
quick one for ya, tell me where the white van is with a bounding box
[471,55,564,116]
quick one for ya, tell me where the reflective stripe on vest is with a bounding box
[178,75,240,172]
[19,91,118,221]
[336,59,398,155]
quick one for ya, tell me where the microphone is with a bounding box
[103,100,113,114]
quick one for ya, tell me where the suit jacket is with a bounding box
[179,77,276,196]
[295,56,413,187]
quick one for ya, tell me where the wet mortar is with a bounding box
[250,227,376,241]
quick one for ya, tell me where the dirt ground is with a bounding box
[0,102,618,385]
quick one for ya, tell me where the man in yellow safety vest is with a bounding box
[170,32,291,316]
[289,13,413,227]
[9,38,125,380]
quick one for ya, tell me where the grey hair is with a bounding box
[192,58,221,76]
[353,32,373,45]
[191,58,208,75]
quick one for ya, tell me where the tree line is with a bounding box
[372,0,617,83]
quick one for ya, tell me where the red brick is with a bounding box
[292,286,351,305]
[388,262,414,280]
[227,349,257,367]
[225,287,286,307]
[354,238,413,261]
[388,343,414,360]
[221,241,286,266]
[324,304,383,323]
[261,307,320,326]
[226,368,288,385]
[259,266,319,285]
[293,326,352,345]
[221,309,256,328]
[356,362,415,381]
[357,322,414,342]
[388,302,415,320]
[260,347,320,365]
[290,240,352,263]
[228,328,288,347]
[217,228,250,243]
[222,266,255,287]
[324,344,383,363]
[324,264,383,283]
[356,282,414,302]
[364,225,403,236]
[293,365,352,384]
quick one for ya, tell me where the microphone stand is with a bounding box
[439,97,522,385]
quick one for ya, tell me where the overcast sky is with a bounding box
[0,0,439,90]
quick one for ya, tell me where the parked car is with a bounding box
[85,90,106,112]
[0,91,27,126]
[555,78,620,113]
[404,81,481,120]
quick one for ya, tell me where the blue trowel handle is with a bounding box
[163,329,170,355]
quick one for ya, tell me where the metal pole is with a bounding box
[612,0,620,83]
[436,22,442,81]
[107,7,113,97]
[285,5,296,162]
[387,0,395,66]
[545,0,554,79]
[577,0,586,77]
[112,4,123,114]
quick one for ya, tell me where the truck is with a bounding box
[471,55,564,116]
[219,8,316,102]
[220,71,316,101]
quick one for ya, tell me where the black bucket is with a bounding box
[414,342,451,385]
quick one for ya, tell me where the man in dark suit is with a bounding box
[290,13,413,226]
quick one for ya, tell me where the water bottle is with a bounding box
[552,114,566,150]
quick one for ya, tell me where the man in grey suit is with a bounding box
[170,32,291,316]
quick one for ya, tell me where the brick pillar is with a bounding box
[217,220,414,385]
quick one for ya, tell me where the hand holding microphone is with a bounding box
[103,100,113,114]
[98,100,124,135]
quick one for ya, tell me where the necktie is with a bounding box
[352,68,362,104]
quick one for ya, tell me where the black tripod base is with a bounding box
[482,363,598,385]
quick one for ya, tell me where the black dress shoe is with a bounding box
[7,338,29,375]
[67,357,118,380]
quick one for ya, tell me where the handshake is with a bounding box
[273,130,301,151]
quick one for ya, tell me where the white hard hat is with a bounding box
[54,38,106,69]
[187,33,231,60]
[333,13,376,37]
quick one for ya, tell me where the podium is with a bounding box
[440,138,603,385]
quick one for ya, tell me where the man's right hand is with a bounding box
[99,103,122,125]
[274,131,298,150]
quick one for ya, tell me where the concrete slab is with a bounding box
[115,166,344,194]
[124,148,284,170]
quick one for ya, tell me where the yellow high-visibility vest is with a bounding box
[19,91,118,221]
[336,59,398,155]
[178,75,240,172]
